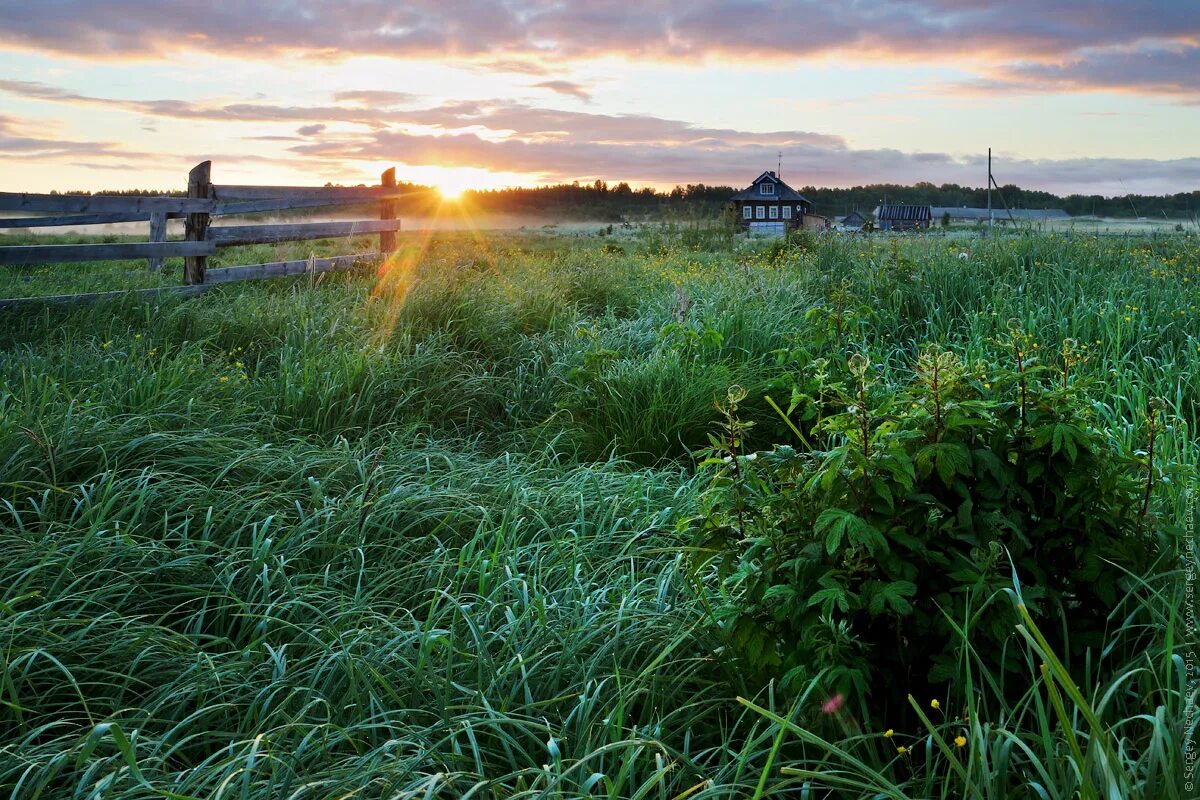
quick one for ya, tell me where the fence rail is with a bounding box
[0,253,378,310]
[0,161,402,306]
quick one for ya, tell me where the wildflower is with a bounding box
[884,729,894,738]
[930,699,940,710]
[955,735,967,748]
[821,694,845,715]
[897,746,908,754]
[219,376,229,383]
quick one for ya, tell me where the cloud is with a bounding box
[0,113,149,160]
[0,79,843,147]
[531,80,592,102]
[0,2,1197,101]
[949,41,1200,102]
[2,81,1195,195]
[284,122,1200,195]
[331,90,420,107]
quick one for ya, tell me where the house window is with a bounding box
[769,205,779,219]
[756,206,765,219]
[760,182,775,196]
[783,205,792,219]
[742,205,752,220]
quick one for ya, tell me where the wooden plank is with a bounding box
[147,212,168,271]
[214,196,378,216]
[205,253,377,283]
[212,184,391,202]
[0,192,215,215]
[207,219,402,246]
[184,161,212,285]
[380,167,397,256]
[0,241,215,265]
[0,253,378,310]
[0,212,184,229]
[213,189,433,216]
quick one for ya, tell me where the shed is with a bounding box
[875,204,932,231]
[840,210,867,230]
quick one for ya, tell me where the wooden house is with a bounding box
[839,210,867,230]
[731,171,812,235]
[875,204,931,231]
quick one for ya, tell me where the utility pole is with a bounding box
[778,150,782,180]
[988,147,993,233]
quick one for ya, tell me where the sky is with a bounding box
[0,1,1197,196]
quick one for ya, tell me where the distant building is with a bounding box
[930,207,1070,223]
[803,213,830,231]
[731,171,813,235]
[839,210,867,230]
[875,204,932,231]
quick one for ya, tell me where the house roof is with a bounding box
[841,210,867,223]
[875,204,932,221]
[731,170,812,206]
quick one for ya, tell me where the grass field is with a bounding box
[0,227,1196,798]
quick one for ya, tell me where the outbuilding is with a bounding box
[839,210,867,230]
[875,204,932,231]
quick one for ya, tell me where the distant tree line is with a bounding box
[52,179,1200,220]
[465,180,1200,220]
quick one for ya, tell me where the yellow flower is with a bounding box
[884,729,894,738]
[219,376,229,383]
[930,699,941,710]
[897,746,908,754]
[955,736,967,748]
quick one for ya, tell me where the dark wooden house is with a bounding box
[875,204,931,231]
[840,210,867,230]
[732,171,812,234]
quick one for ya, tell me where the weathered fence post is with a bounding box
[147,211,167,271]
[184,161,212,285]
[379,167,397,257]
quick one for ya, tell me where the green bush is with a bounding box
[688,327,1177,714]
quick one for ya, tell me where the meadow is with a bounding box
[0,227,1196,798]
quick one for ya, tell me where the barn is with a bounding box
[839,210,867,230]
[731,171,813,235]
[875,204,932,231]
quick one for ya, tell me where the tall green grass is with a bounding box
[0,229,1195,797]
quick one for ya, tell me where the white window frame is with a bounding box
[756,205,766,219]
[769,205,779,219]
[742,205,752,220]
[782,205,792,219]
[760,182,776,196]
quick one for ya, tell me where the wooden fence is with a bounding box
[0,161,405,307]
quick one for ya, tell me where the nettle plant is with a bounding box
[689,323,1175,711]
